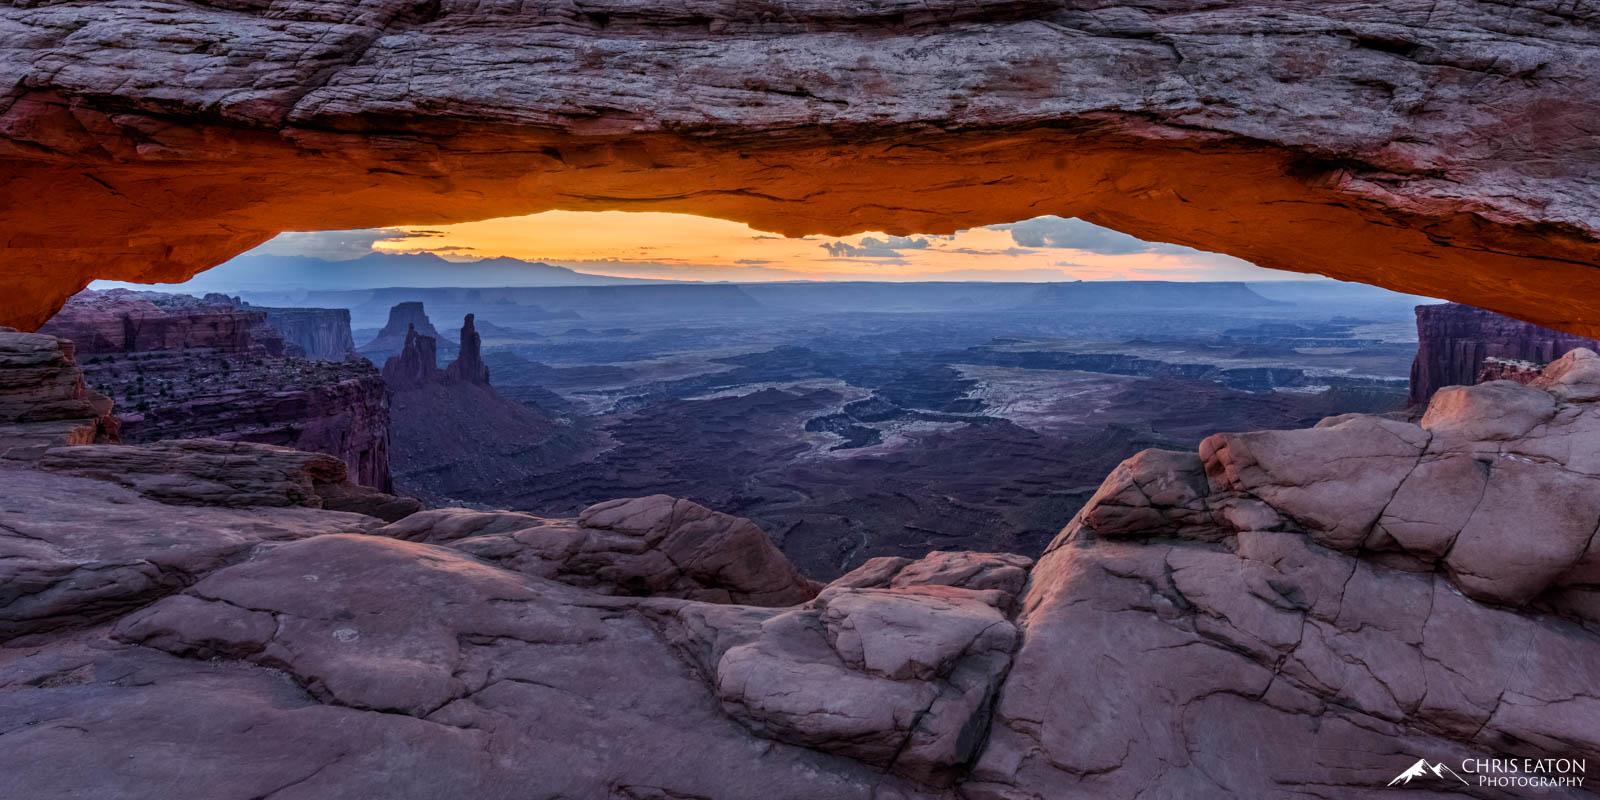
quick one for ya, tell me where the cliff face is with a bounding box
[443,313,489,386]
[38,289,291,356]
[251,306,357,362]
[382,313,586,504]
[1408,302,1600,405]
[0,331,117,458]
[360,302,451,363]
[38,289,398,491]
[3,350,1599,798]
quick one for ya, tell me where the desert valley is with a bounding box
[4,1,1600,798]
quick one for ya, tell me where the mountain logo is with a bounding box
[1388,758,1470,787]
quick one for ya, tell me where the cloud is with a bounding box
[247,228,443,261]
[820,235,932,259]
[993,216,1188,256]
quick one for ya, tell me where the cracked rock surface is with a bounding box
[3,2,1600,331]
[969,350,1600,798]
[378,493,818,606]
[5,349,1600,798]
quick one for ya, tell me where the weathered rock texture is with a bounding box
[37,289,291,357]
[4,3,1600,333]
[5,354,1600,797]
[37,291,398,489]
[380,494,817,606]
[38,438,419,521]
[969,349,1600,798]
[0,330,117,458]
[1410,301,1600,406]
[444,313,490,385]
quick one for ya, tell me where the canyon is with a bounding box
[3,2,1600,333]
[352,283,1416,577]
[4,2,1600,796]
[36,289,397,491]
[2,324,1597,798]
[380,309,594,505]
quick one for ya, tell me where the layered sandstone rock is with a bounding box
[379,324,441,390]
[0,330,117,457]
[5,354,1600,796]
[250,306,358,362]
[444,313,490,386]
[379,494,817,606]
[0,465,385,641]
[1409,302,1600,405]
[38,289,292,357]
[4,3,1600,333]
[36,290,398,490]
[969,349,1600,797]
[362,302,451,364]
[38,438,419,521]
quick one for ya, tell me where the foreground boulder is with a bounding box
[968,350,1600,797]
[39,438,420,522]
[5,355,1600,797]
[0,466,382,641]
[380,494,817,606]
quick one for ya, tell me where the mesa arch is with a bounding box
[3,0,1598,333]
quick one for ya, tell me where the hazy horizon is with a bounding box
[94,211,1339,293]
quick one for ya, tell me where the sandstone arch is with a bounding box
[3,0,1598,332]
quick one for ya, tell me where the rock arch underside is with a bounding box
[2,0,1600,333]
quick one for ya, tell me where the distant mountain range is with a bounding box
[176,251,667,292]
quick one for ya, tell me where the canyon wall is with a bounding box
[3,338,1598,798]
[3,3,1600,333]
[38,290,397,490]
[0,331,118,458]
[1409,302,1600,406]
[38,289,292,357]
[251,306,357,362]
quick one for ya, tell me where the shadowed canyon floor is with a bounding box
[2,330,1599,798]
[346,284,1418,578]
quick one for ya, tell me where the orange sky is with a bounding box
[347,210,1294,283]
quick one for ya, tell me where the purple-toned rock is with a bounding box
[968,349,1600,798]
[37,438,418,521]
[380,325,440,391]
[380,494,815,606]
[444,314,489,385]
[1409,302,1600,406]
[0,331,117,458]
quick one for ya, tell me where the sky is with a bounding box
[115,211,1316,289]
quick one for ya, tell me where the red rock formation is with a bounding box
[249,306,358,362]
[1408,302,1600,406]
[39,438,419,521]
[444,314,490,386]
[3,3,1600,334]
[4,354,1600,796]
[38,289,397,490]
[379,324,441,390]
[379,308,586,503]
[37,289,291,357]
[361,302,451,363]
[0,331,118,458]
[1477,356,1544,386]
